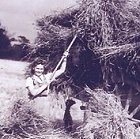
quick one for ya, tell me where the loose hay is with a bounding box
[78,88,140,139]
[0,99,74,139]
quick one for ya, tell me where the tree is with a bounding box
[11,36,31,60]
[0,23,12,59]
[0,24,11,50]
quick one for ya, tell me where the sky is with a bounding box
[0,0,77,43]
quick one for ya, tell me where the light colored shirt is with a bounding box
[26,73,54,89]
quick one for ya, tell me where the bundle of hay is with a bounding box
[78,88,140,139]
[0,99,48,138]
[31,8,77,68]
[0,99,75,139]
[75,0,140,47]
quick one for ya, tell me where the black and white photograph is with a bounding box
[0,0,140,138]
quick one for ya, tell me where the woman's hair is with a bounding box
[27,57,47,76]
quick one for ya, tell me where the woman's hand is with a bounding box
[63,51,69,58]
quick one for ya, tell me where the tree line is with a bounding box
[0,23,31,60]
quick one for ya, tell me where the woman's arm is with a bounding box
[53,57,67,79]
[26,77,48,96]
[27,84,48,96]
[52,51,69,79]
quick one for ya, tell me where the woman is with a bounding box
[26,51,69,120]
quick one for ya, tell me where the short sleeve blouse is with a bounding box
[26,72,55,89]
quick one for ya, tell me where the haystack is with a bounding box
[24,0,140,138]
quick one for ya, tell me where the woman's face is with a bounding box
[34,64,44,76]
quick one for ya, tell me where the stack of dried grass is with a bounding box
[97,43,140,92]
[79,88,140,139]
[0,99,74,139]
[31,8,78,70]
[30,0,140,84]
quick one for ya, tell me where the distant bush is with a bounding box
[0,47,30,61]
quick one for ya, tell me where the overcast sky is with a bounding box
[0,0,77,43]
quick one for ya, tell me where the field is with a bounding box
[0,59,28,123]
[0,59,27,91]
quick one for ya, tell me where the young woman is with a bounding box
[26,51,69,120]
